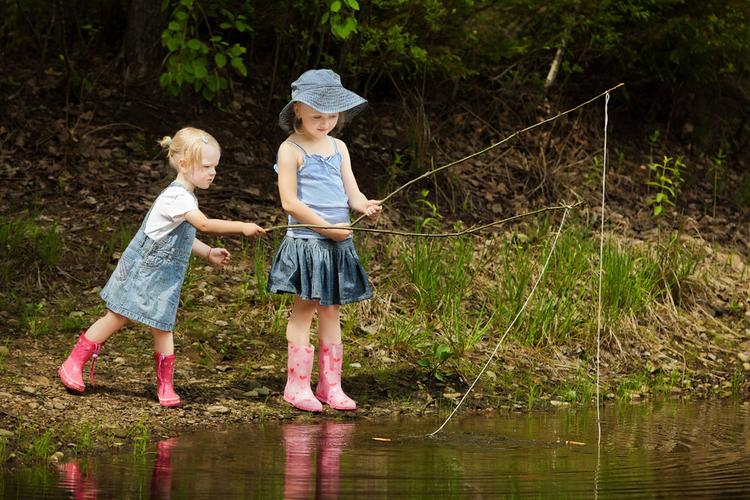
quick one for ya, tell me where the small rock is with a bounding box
[255,387,271,396]
[216,365,231,372]
[743,362,750,372]
[28,402,39,409]
[442,392,461,400]
[550,400,569,407]
[207,405,230,414]
[0,429,13,438]
[49,451,64,463]
[215,320,228,327]
[485,370,497,380]
[738,352,750,363]
[53,400,67,410]
[114,357,126,364]
[0,392,12,399]
[31,375,50,386]
[243,390,259,398]
[22,386,37,395]
[113,428,128,438]
[349,362,362,369]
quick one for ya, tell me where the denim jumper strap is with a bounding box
[100,181,197,331]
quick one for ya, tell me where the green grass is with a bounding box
[0,214,64,286]
[29,428,55,461]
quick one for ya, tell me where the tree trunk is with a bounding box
[122,0,169,83]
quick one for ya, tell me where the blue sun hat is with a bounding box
[278,69,367,133]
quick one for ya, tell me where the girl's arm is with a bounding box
[277,142,352,241]
[184,209,265,238]
[192,238,231,268]
[338,139,382,219]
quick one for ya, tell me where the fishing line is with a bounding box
[427,205,571,437]
[594,91,611,499]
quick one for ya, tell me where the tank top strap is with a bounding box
[285,140,308,156]
[330,137,339,155]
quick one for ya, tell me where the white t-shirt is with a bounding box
[144,186,199,241]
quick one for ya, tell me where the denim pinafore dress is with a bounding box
[100,181,197,331]
[267,139,373,306]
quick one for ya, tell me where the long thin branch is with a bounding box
[265,201,581,236]
[349,83,625,228]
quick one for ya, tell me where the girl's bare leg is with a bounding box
[84,310,128,343]
[286,296,317,346]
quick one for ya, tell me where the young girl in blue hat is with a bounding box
[269,69,382,412]
[58,127,265,407]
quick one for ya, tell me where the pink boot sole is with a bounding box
[58,366,84,393]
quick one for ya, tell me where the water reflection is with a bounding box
[57,461,99,499]
[56,437,178,500]
[284,421,354,500]
[4,400,750,498]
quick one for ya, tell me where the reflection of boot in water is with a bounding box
[58,460,99,500]
[316,421,355,499]
[151,437,178,499]
[283,424,322,500]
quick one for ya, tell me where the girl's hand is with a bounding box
[364,200,383,220]
[325,222,352,241]
[243,223,266,238]
[208,247,231,268]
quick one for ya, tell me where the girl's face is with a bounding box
[295,103,339,138]
[182,144,219,190]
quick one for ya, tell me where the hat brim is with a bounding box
[278,87,367,133]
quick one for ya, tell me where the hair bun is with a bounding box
[159,136,173,149]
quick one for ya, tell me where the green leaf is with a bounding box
[215,53,227,69]
[330,1,342,13]
[344,0,360,9]
[231,57,248,77]
[187,38,202,51]
[168,21,181,32]
[435,344,452,362]
[175,11,188,21]
[193,60,208,79]
[653,205,663,216]
[166,36,180,52]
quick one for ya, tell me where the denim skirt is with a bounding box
[268,236,373,306]
[100,221,195,331]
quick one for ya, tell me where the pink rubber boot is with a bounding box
[154,353,181,407]
[284,343,323,412]
[315,342,356,410]
[58,332,103,394]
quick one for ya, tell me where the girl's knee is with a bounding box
[106,310,129,326]
[317,304,340,320]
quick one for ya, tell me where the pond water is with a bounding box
[3,399,750,498]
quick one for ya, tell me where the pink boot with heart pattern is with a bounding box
[315,342,356,410]
[284,343,323,412]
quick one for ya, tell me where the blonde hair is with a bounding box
[159,127,220,172]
